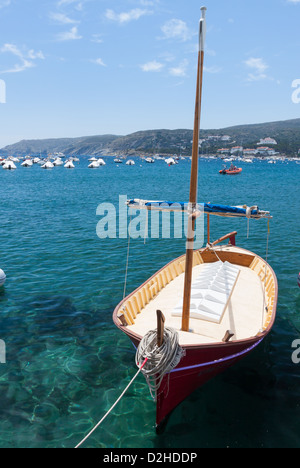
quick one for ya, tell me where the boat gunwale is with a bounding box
[112,245,278,350]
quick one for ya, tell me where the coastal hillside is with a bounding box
[0,135,120,157]
[1,118,300,157]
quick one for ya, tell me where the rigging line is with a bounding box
[144,209,148,245]
[122,212,132,302]
[261,219,271,330]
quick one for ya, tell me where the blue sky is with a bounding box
[0,0,299,148]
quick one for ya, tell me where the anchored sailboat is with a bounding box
[113,7,277,430]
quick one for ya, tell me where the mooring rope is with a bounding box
[75,357,148,449]
[75,328,184,447]
[135,327,185,400]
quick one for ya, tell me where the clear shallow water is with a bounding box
[0,158,299,448]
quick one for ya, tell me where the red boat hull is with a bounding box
[156,338,263,428]
[129,334,264,429]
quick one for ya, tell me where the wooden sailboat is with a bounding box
[113,7,277,430]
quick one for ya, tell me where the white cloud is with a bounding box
[0,43,45,73]
[49,12,79,24]
[161,19,192,42]
[139,0,159,5]
[244,57,269,81]
[140,61,164,72]
[204,65,222,74]
[57,0,84,10]
[91,34,104,44]
[169,59,189,77]
[27,50,45,60]
[0,0,11,8]
[56,26,82,41]
[91,58,107,67]
[105,8,152,24]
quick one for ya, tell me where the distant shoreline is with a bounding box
[1,117,300,158]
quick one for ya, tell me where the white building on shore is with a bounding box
[256,146,277,156]
[231,146,243,154]
[217,148,230,155]
[243,149,258,156]
[257,137,277,146]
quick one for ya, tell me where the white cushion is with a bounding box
[172,261,240,323]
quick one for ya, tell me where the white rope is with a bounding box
[245,206,257,239]
[206,243,223,263]
[75,358,148,449]
[135,327,185,400]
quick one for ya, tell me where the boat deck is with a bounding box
[127,256,266,346]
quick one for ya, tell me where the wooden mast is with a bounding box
[181,7,207,332]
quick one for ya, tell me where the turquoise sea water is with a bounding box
[0,157,299,448]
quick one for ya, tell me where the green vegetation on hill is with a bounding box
[1,118,299,157]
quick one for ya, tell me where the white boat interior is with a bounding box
[117,245,276,347]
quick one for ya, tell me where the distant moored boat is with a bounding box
[64,160,75,168]
[0,269,6,287]
[41,161,54,169]
[88,161,100,168]
[21,159,33,167]
[3,161,16,170]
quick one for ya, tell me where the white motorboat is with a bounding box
[165,157,176,165]
[126,160,135,165]
[3,161,17,170]
[21,159,33,167]
[88,161,100,168]
[41,161,54,169]
[64,160,75,168]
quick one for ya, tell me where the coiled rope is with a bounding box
[135,327,185,400]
